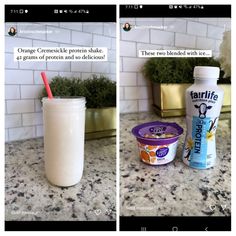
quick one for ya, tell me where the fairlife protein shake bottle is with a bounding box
[182,66,224,169]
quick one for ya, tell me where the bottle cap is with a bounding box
[193,66,220,79]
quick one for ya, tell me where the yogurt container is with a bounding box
[132,121,183,165]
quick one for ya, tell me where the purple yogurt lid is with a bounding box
[132,121,183,145]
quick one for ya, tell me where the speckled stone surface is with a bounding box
[120,112,231,216]
[5,138,116,221]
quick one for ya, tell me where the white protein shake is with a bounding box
[182,67,224,169]
[42,97,86,186]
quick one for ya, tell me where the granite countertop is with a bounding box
[5,137,116,221]
[120,112,231,216]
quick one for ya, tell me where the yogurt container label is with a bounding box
[138,142,178,165]
[156,147,169,158]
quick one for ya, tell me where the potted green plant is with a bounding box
[40,75,116,139]
[142,57,231,117]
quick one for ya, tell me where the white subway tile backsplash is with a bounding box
[120,100,138,113]
[47,61,71,72]
[93,35,111,48]
[138,86,150,99]
[5,22,116,141]
[111,38,116,50]
[5,36,32,53]
[36,125,44,137]
[32,40,59,47]
[150,29,174,46]
[5,53,18,69]
[198,18,218,26]
[120,72,137,86]
[83,23,103,34]
[217,19,231,30]
[187,21,207,36]
[59,72,81,78]
[71,62,92,72]
[120,41,136,57]
[21,85,43,99]
[135,18,163,27]
[120,18,136,24]
[175,33,196,48]
[215,40,222,52]
[207,25,225,40]
[108,50,116,62]
[212,51,220,58]
[92,62,110,73]
[120,57,123,72]
[119,17,230,115]
[5,114,22,128]
[57,42,71,48]
[19,61,46,70]
[121,27,149,43]
[5,85,20,100]
[184,18,199,22]
[124,87,139,100]
[104,23,116,37]
[163,45,179,50]
[71,31,92,46]
[81,72,96,80]
[17,23,46,40]
[138,99,152,112]
[47,26,71,43]
[110,63,116,74]
[23,113,43,126]
[137,73,150,86]
[34,71,59,84]
[120,87,124,100]
[35,99,42,112]
[122,58,147,72]
[41,23,60,27]
[5,130,9,142]
[60,22,83,31]
[5,70,33,84]
[109,74,116,81]
[196,37,215,50]
[136,43,163,51]
[7,100,34,114]
[9,126,35,141]
[164,18,187,33]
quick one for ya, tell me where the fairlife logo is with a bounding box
[190,91,218,101]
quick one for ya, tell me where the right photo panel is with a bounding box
[119,4,231,231]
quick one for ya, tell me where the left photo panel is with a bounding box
[5,5,116,231]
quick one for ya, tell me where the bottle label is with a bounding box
[183,89,223,169]
[190,116,210,168]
